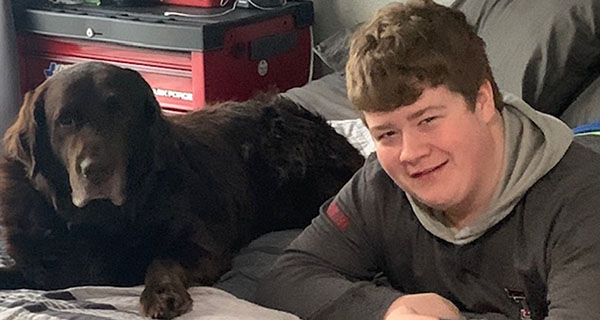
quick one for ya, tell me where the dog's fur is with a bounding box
[0,62,364,318]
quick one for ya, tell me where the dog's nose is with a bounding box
[80,158,110,184]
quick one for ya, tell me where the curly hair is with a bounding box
[346,0,502,112]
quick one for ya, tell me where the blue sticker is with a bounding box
[44,62,73,78]
[44,62,57,78]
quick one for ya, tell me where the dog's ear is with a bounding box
[144,88,161,124]
[145,86,170,171]
[120,67,160,124]
[3,87,47,178]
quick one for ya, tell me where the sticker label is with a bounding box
[152,88,193,101]
[44,62,73,78]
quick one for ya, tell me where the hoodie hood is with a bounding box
[408,93,573,245]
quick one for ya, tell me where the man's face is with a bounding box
[364,85,501,214]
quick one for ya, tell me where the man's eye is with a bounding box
[377,131,396,141]
[420,116,437,125]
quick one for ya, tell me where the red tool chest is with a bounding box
[161,0,224,7]
[15,1,314,113]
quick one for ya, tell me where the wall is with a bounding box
[310,0,456,43]
[0,0,20,146]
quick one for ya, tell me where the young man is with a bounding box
[256,1,600,319]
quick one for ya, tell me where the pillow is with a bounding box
[313,24,361,74]
[452,0,600,117]
[311,0,455,73]
[282,72,375,157]
[560,75,600,128]
[314,0,600,119]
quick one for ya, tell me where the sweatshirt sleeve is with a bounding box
[256,160,402,320]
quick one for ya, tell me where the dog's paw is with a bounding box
[140,282,193,319]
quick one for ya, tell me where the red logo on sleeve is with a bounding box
[326,201,351,231]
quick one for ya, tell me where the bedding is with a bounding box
[282,72,375,157]
[560,76,600,128]
[0,286,298,320]
[453,0,600,120]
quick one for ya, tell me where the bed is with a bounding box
[2,0,600,318]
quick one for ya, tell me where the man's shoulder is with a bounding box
[359,153,401,192]
[530,140,600,203]
[524,140,600,248]
[337,153,410,216]
[551,140,600,179]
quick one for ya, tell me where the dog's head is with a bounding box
[4,62,165,209]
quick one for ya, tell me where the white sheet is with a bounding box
[0,285,299,320]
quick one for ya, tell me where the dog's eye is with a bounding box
[57,115,77,128]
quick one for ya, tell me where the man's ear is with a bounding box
[3,86,47,178]
[475,79,497,122]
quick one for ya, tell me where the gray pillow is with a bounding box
[453,0,600,117]
[560,75,600,128]
[314,1,600,119]
[313,24,361,74]
[282,73,375,157]
[283,72,358,121]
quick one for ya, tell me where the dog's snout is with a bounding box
[79,157,110,184]
[71,154,126,208]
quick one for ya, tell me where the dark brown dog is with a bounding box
[0,62,363,319]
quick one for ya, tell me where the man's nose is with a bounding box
[399,132,429,164]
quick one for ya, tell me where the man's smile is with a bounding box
[409,160,449,179]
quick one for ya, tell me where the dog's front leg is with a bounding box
[0,266,28,289]
[140,259,193,319]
